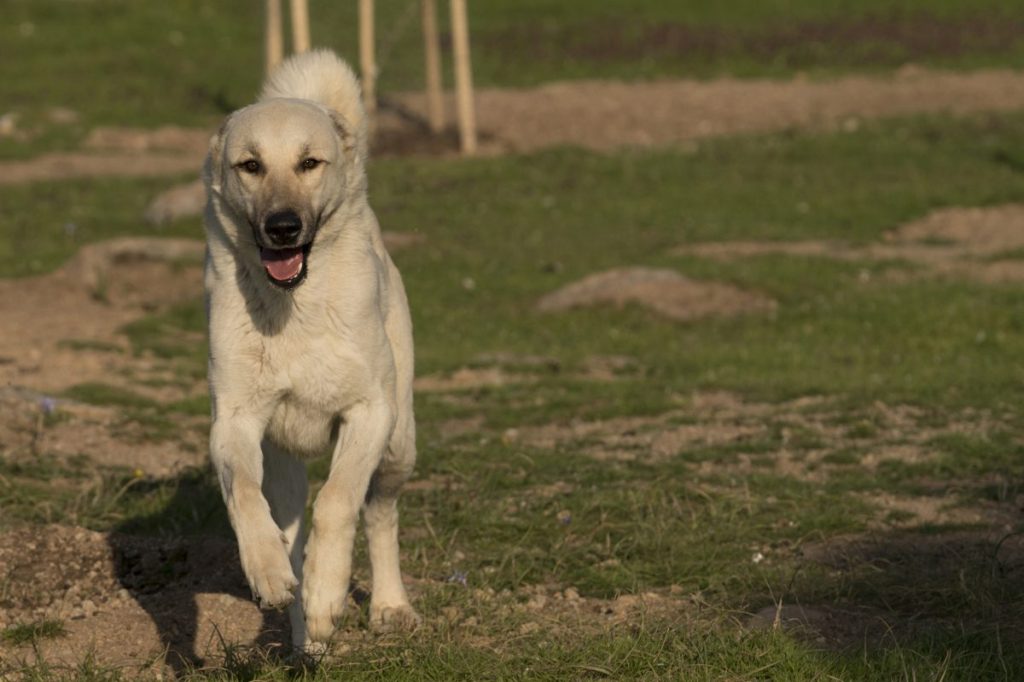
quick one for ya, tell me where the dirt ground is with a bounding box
[6,66,1024,187]
[674,204,1024,283]
[4,67,1024,672]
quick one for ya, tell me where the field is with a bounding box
[4,0,1024,679]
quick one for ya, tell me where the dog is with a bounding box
[202,49,419,650]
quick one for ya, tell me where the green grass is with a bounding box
[0,174,202,277]
[2,620,66,646]
[33,111,1021,418]
[4,1,1024,157]
[10,32,1024,675]
[63,382,159,410]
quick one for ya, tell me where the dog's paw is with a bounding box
[239,536,298,609]
[369,603,422,633]
[303,590,347,642]
[288,639,330,667]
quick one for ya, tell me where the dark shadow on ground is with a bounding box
[761,526,1024,674]
[106,467,289,675]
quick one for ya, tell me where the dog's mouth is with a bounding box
[260,243,311,289]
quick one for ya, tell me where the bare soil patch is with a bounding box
[392,67,1024,154]
[0,524,694,674]
[83,126,210,156]
[0,391,204,476]
[676,203,1024,283]
[7,67,1024,187]
[0,229,427,477]
[0,524,281,675]
[510,393,1005,490]
[0,152,202,186]
[0,238,205,394]
[536,267,777,322]
[0,238,208,474]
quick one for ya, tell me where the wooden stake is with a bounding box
[421,0,444,133]
[265,0,284,74]
[449,0,477,154]
[359,0,377,130]
[290,0,311,53]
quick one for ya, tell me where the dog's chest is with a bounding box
[262,335,373,457]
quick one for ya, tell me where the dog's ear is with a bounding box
[328,109,367,167]
[203,114,233,193]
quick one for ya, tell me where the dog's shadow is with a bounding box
[105,467,290,675]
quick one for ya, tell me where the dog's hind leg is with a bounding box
[365,412,419,631]
[302,399,395,642]
[261,442,310,649]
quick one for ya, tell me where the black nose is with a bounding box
[264,210,303,246]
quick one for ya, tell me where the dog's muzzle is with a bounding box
[259,210,311,289]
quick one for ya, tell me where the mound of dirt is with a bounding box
[676,203,1024,283]
[885,204,1024,255]
[144,178,206,226]
[536,267,776,322]
[0,525,277,674]
[0,238,204,393]
[0,236,203,327]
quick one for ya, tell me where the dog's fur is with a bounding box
[202,50,418,649]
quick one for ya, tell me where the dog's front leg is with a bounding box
[303,399,394,642]
[211,418,298,609]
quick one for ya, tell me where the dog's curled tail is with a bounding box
[260,49,367,152]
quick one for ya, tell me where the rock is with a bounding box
[144,178,205,226]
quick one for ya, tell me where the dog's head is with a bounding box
[205,98,365,290]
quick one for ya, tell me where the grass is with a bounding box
[22,111,1024,416]
[2,620,66,646]
[7,7,1024,676]
[5,1,1024,157]
[0,174,201,277]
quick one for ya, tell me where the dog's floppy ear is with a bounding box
[203,114,234,194]
[328,109,367,167]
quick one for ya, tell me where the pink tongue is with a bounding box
[260,247,304,282]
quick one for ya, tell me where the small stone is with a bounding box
[517,622,540,635]
[47,107,79,125]
[564,587,580,601]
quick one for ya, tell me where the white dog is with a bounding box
[202,50,419,649]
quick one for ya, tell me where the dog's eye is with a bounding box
[240,159,262,174]
[300,158,321,171]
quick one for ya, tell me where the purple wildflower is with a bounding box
[445,570,468,587]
